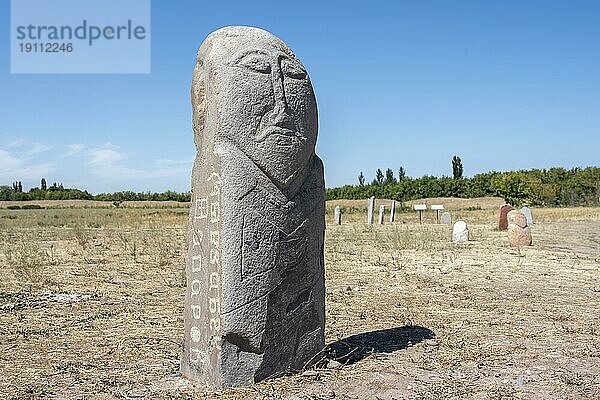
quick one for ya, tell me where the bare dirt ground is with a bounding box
[0,202,598,399]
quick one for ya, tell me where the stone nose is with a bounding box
[272,108,295,131]
[271,64,290,117]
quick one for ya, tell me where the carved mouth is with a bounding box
[254,125,301,142]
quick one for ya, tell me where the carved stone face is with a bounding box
[204,27,318,189]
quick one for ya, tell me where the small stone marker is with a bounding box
[431,205,444,223]
[367,196,375,225]
[414,204,427,224]
[507,210,532,247]
[452,220,469,242]
[520,206,533,226]
[498,204,514,230]
[182,27,325,389]
[334,205,342,225]
[378,205,385,225]
[441,211,452,225]
[389,200,396,223]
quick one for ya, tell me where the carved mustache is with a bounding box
[253,109,306,142]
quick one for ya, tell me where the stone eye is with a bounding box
[235,53,271,74]
[281,59,307,79]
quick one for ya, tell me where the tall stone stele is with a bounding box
[181,26,326,389]
[389,200,396,223]
[367,196,375,224]
[334,205,342,225]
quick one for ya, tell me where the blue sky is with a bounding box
[1,0,599,193]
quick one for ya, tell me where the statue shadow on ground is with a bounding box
[322,325,434,366]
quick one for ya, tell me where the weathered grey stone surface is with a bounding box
[367,196,375,224]
[181,26,325,389]
[452,220,468,242]
[378,205,385,225]
[389,200,396,223]
[507,210,532,247]
[498,204,514,230]
[440,212,452,225]
[520,206,533,226]
[334,205,341,225]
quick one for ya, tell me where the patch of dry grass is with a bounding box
[0,206,599,399]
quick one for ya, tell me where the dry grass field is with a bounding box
[0,200,598,399]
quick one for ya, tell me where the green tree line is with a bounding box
[2,166,599,207]
[0,180,191,203]
[327,167,600,207]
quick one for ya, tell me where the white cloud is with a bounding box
[63,143,87,157]
[156,158,194,166]
[86,144,188,181]
[1,140,191,191]
[0,149,20,170]
[27,143,54,155]
[0,148,55,184]
[2,139,53,155]
[89,147,125,167]
[3,138,27,149]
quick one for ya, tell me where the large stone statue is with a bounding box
[181,26,325,389]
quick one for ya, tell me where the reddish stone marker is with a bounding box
[498,204,514,230]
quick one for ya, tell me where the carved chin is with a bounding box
[244,134,313,189]
[273,168,299,188]
[257,156,307,188]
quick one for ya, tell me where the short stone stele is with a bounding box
[181,26,325,389]
[520,206,533,226]
[440,212,452,225]
[498,203,514,230]
[452,220,469,242]
[378,205,385,225]
[507,210,532,247]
